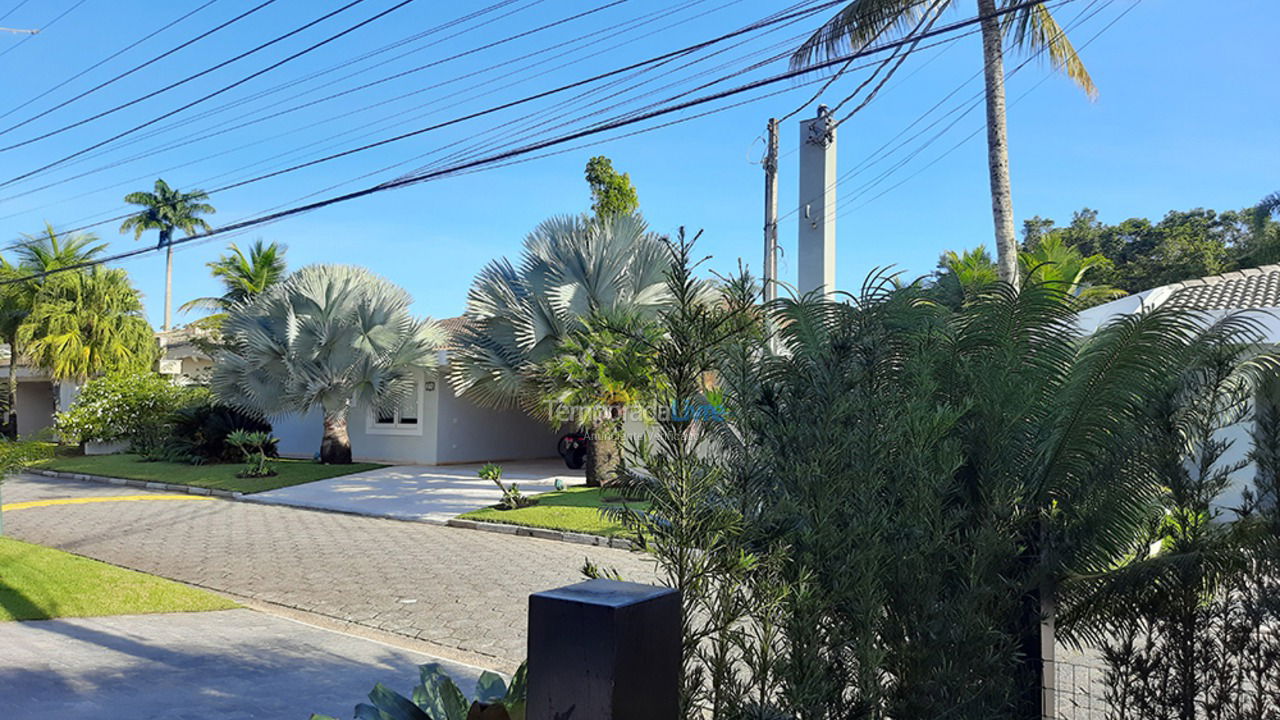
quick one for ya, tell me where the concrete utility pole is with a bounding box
[762,118,779,305]
[797,105,837,298]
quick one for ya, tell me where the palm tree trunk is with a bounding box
[320,411,353,464]
[5,335,16,438]
[584,407,625,488]
[978,0,1020,289]
[163,235,174,331]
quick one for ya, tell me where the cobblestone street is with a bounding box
[2,474,656,667]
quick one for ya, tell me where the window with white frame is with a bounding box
[369,373,422,433]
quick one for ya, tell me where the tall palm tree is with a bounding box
[17,266,159,382]
[179,239,287,324]
[448,214,672,484]
[0,226,107,434]
[792,0,1096,286]
[120,178,215,331]
[212,265,446,464]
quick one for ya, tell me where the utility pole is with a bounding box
[762,118,779,304]
[798,105,837,298]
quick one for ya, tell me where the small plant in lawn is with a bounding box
[0,440,54,535]
[226,430,277,478]
[480,463,536,510]
[312,661,527,720]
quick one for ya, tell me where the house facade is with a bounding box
[270,319,561,466]
[1077,264,1280,512]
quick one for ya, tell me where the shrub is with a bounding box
[55,372,206,453]
[312,662,526,720]
[163,401,273,463]
[479,463,537,510]
[226,430,278,478]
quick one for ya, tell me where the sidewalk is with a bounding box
[0,608,485,720]
[248,459,584,523]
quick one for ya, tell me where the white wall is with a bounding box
[271,367,440,464]
[269,366,558,466]
[15,381,54,438]
[434,380,558,464]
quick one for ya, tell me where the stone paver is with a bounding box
[249,459,584,523]
[0,608,484,720]
[2,474,654,667]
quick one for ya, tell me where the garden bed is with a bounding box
[457,486,646,538]
[0,537,237,621]
[30,454,385,494]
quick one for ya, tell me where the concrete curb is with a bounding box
[27,468,634,551]
[29,468,242,499]
[446,518,633,550]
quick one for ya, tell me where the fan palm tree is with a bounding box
[18,266,159,382]
[448,213,672,484]
[1018,234,1124,305]
[179,239,287,325]
[211,265,446,464]
[0,226,107,434]
[120,179,215,331]
[792,0,1096,286]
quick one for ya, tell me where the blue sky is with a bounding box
[1,0,1275,325]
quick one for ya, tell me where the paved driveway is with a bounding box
[1,474,653,668]
[0,609,484,720]
[250,459,584,523]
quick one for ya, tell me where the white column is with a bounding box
[797,106,836,298]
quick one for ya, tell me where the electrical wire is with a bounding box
[0,0,88,60]
[0,0,1065,287]
[0,0,225,128]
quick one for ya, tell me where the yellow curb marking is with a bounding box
[1,495,216,512]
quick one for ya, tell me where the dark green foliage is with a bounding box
[584,155,639,219]
[312,662,527,720]
[163,401,273,464]
[1020,203,1280,294]
[226,430,277,478]
[605,230,1280,719]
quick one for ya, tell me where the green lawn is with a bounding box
[0,537,237,621]
[31,454,384,494]
[458,486,647,538]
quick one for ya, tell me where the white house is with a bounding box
[1077,264,1280,512]
[270,317,561,465]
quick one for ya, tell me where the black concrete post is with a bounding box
[527,579,681,720]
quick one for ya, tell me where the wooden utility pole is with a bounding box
[762,118,779,303]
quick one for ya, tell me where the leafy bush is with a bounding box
[0,440,55,534]
[163,401,273,463]
[312,662,526,720]
[55,372,206,453]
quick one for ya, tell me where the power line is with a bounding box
[0,0,424,188]
[0,0,1065,287]
[838,0,1138,216]
[31,0,839,234]
[0,0,87,59]
[0,0,31,23]
[0,0,224,127]
[0,0,361,154]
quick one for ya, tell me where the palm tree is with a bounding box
[211,265,446,464]
[18,266,159,382]
[448,213,672,484]
[1018,234,1124,305]
[120,179,216,331]
[792,1,1096,286]
[537,311,665,486]
[179,239,287,324]
[934,244,999,307]
[0,225,107,434]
